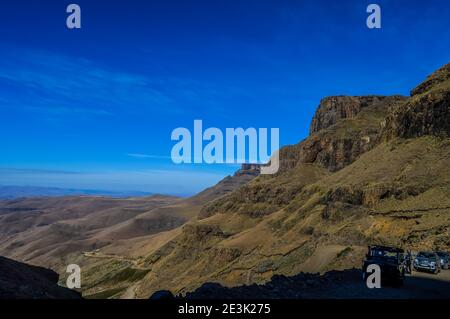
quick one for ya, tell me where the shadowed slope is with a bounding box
[0,256,81,299]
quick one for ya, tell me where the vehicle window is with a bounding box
[418,253,434,258]
[371,250,397,258]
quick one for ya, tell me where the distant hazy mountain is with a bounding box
[0,185,151,199]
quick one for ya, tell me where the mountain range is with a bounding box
[0,185,151,199]
[0,62,449,298]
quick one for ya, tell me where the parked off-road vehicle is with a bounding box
[362,245,407,286]
[436,252,449,270]
[414,252,441,274]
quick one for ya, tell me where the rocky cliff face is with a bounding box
[297,135,368,172]
[297,96,406,172]
[200,95,406,219]
[310,96,390,134]
[234,164,262,177]
[384,63,450,139]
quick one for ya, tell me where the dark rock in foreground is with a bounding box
[149,290,175,299]
[0,256,81,299]
[184,270,359,299]
[183,269,450,299]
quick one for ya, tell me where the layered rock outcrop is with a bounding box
[310,96,389,134]
[201,95,407,218]
[297,134,373,172]
[384,63,450,139]
[297,96,406,171]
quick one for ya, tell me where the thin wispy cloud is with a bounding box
[0,48,244,120]
[0,49,175,117]
[126,153,171,159]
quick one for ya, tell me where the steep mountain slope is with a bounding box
[105,62,449,298]
[0,256,81,299]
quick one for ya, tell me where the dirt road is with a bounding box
[322,269,450,299]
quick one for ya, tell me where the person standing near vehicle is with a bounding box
[405,250,412,274]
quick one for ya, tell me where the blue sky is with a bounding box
[0,0,449,195]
